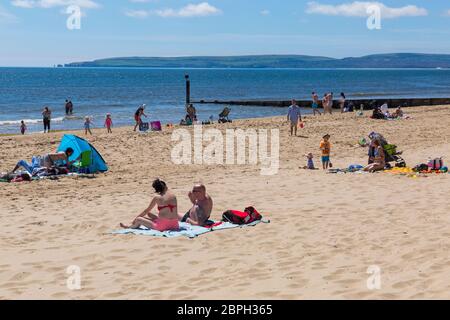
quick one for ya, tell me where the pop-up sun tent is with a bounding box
[57,134,108,173]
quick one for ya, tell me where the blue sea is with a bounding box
[0,67,449,134]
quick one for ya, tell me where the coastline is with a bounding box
[1,105,450,299]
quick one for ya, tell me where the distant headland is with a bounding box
[64,53,450,69]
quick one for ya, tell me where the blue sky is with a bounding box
[0,0,449,66]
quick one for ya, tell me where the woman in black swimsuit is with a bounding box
[42,106,52,133]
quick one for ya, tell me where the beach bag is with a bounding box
[428,158,443,170]
[222,207,262,225]
[413,164,429,172]
[139,122,149,132]
[151,121,162,131]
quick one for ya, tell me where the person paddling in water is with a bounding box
[42,106,52,133]
[133,104,148,132]
[120,179,179,232]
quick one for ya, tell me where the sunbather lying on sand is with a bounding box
[11,148,77,174]
[120,179,179,232]
[179,184,213,227]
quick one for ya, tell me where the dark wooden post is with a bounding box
[185,74,190,106]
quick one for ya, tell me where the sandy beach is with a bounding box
[1,105,450,300]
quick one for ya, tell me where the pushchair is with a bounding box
[383,144,406,168]
[218,107,232,123]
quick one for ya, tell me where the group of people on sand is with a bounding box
[290,95,394,174]
[120,180,214,232]
[311,92,348,115]
[372,102,405,120]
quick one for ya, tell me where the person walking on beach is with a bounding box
[312,92,322,116]
[339,92,346,113]
[120,179,179,232]
[179,184,214,227]
[20,121,27,135]
[84,116,93,135]
[42,106,51,133]
[287,99,302,136]
[105,113,113,133]
[320,134,332,170]
[133,104,148,132]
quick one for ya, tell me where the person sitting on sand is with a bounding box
[393,106,404,118]
[11,148,77,174]
[301,153,317,170]
[179,184,213,227]
[364,140,386,172]
[371,107,385,119]
[120,179,179,232]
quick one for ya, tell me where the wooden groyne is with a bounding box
[194,97,450,109]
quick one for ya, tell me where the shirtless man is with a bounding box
[179,184,213,226]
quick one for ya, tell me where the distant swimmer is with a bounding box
[65,100,74,116]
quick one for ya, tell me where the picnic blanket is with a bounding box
[111,220,269,239]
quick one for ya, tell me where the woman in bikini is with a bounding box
[364,140,386,173]
[120,179,179,232]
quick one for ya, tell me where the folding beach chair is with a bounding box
[219,107,232,123]
[72,150,92,174]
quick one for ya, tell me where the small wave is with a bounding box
[0,117,65,126]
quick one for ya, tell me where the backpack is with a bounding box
[428,158,443,170]
[222,207,262,225]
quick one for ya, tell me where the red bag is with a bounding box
[222,207,262,225]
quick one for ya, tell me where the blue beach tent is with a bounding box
[57,135,108,173]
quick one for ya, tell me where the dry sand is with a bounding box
[1,105,450,300]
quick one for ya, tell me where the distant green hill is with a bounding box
[65,53,450,69]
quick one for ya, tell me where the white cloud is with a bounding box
[445,9,450,16]
[11,0,100,9]
[306,1,428,19]
[0,5,18,22]
[260,9,270,16]
[154,2,221,18]
[125,2,221,19]
[125,9,149,18]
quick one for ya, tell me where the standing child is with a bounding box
[311,92,322,116]
[20,121,27,135]
[105,113,113,133]
[320,134,332,170]
[84,116,93,136]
